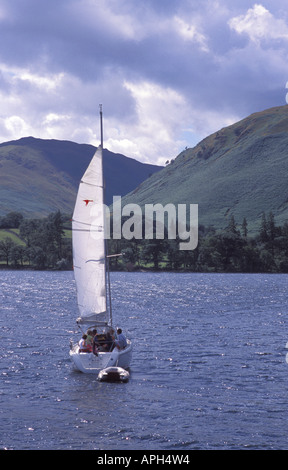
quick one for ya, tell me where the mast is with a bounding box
[100,104,113,326]
[100,104,103,149]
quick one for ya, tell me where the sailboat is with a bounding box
[69,106,132,373]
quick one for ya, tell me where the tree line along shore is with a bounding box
[0,210,288,273]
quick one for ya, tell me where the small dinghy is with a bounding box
[97,366,130,383]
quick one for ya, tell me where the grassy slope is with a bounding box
[0,138,162,217]
[0,144,76,217]
[1,105,288,232]
[122,105,288,232]
[0,229,26,245]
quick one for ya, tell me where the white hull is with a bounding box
[70,340,132,374]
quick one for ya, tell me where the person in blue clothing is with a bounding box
[115,328,127,350]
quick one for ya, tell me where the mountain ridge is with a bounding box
[0,137,163,217]
[1,104,288,232]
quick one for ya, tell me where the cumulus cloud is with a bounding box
[106,80,190,163]
[229,4,288,43]
[0,0,288,164]
[173,16,209,51]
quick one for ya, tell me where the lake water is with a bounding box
[0,270,288,450]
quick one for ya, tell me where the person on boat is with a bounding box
[78,334,92,353]
[92,329,99,355]
[115,328,127,350]
[92,329,97,338]
[102,328,115,352]
[86,330,94,350]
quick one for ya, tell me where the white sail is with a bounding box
[72,146,109,325]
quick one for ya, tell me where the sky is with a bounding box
[1,0,288,165]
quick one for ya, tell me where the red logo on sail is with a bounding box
[83,199,93,206]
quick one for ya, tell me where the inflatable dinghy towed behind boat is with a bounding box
[97,366,130,383]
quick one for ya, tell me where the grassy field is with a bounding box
[0,228,72,244]
[0,229,26,245]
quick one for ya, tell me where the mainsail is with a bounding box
[72,145,109,325]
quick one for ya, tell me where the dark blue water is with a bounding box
[0,271,287,450]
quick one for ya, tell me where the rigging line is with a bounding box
[85,254,122,263]
[80,180,104,188]
[72,228,104,232]
[86,258,105,263]
[72,219,104,228]
[71,219,92,226]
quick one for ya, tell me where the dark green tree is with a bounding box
[242,217,248,238]
[141,239,167,270]
[0,212,23,228]
[0,237,16,266]
[259,213,268,243]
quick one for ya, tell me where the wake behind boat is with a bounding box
[69,106,132,373]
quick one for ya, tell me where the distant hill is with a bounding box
[0,137,162,217]
[122,105,288,232]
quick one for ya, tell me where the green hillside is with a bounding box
[0,137,162,217]
[122,105,288,232]
[2,105,288,232]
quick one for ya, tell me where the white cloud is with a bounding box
[173,16,209,52]
[0,63,192,163]
[104,80,190,165]
[229,4,288,43]
[0,0,288,165]
[16,71,65,91]
[4,116,31,136]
